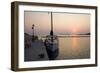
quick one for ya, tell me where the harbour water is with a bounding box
[24,35,90,61]
[56,36,90,60]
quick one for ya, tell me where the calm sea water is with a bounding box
[56,36,90,60]
[25,35,90,61]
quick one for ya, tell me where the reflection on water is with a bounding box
[72,37,77,49]
[56,36,90,60]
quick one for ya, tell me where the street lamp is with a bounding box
[32,24,34,33]
[32,24,34,41]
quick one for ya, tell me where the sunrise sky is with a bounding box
[24,11,90,35]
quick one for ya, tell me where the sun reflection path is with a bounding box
[72,37,78,49]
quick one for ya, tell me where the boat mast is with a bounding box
[50,12,53,42]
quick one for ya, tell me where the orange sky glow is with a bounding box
[24,11,90,35]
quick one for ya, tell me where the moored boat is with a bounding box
[44,35,59,60]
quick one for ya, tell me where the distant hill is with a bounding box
[24,33,32,48]
[85,33,90,35]
[78,33,90,35]
[25,33,31,36]
[24,33,32,39]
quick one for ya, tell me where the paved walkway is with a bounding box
[24,40,49,61]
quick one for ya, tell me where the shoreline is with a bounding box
[40,35,90,38]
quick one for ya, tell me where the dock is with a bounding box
[24,40,49,61]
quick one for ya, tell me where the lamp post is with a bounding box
[32,24,34,41]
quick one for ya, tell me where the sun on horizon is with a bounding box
[24,11,90,36]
